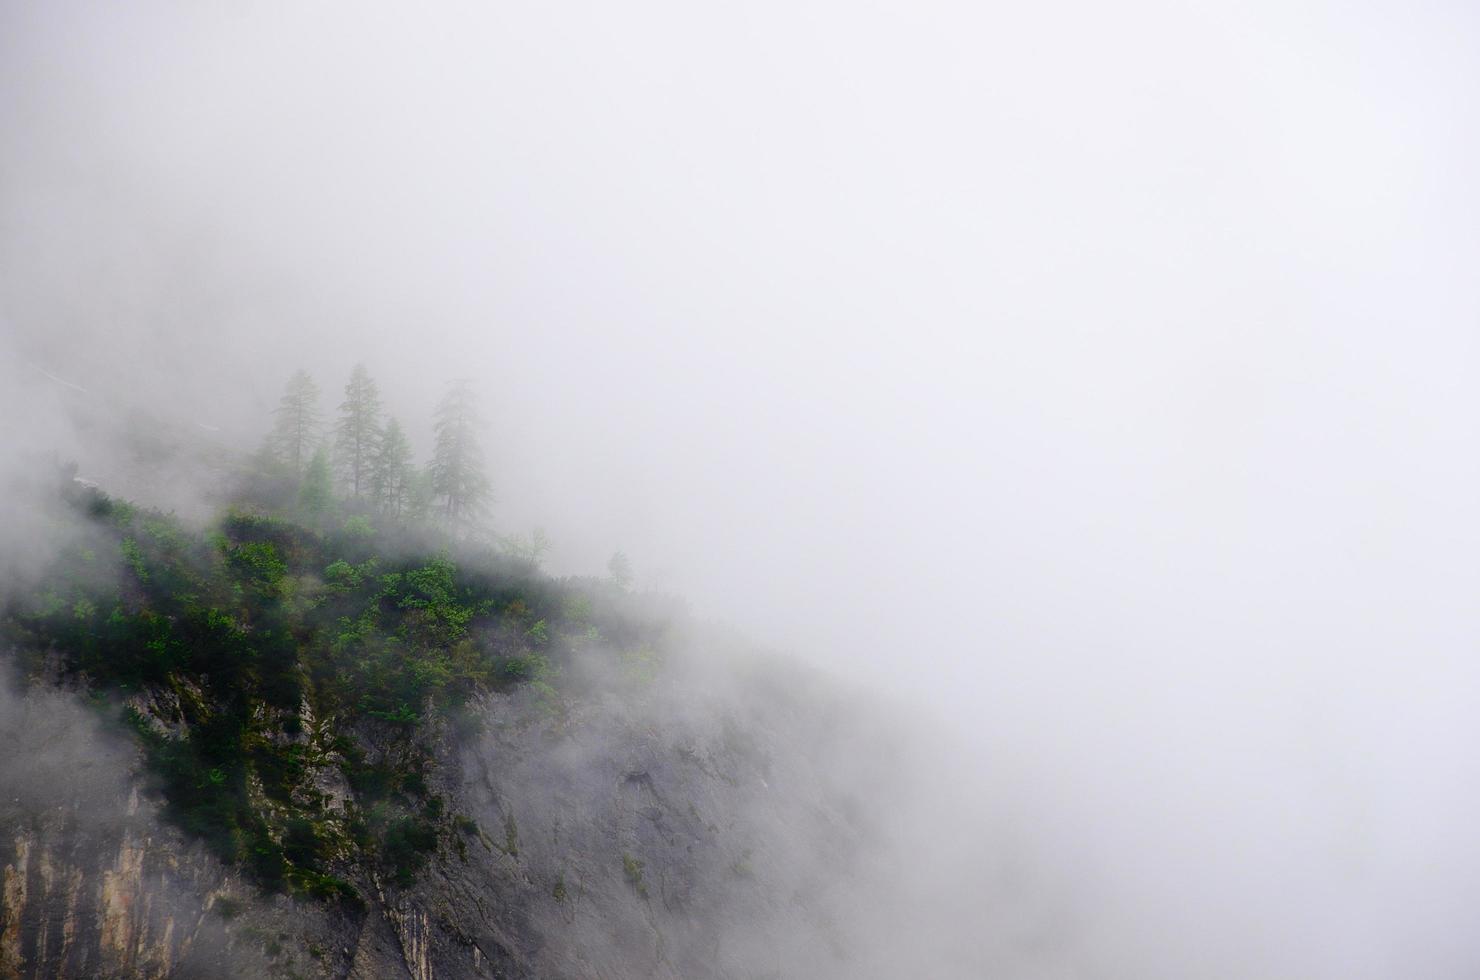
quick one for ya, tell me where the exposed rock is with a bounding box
[0,662,895,979]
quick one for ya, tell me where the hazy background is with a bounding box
[3,1,1480,975]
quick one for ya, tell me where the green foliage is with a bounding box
[323,559,360,588]
[607,550,634,590]
[271,370,321,472]
[120,537,148,582]
[492,653,547,686]
[228,541,287,587]
[298,448,335,521]
[214,897,245,920]
[335,364,382,498]
[339,748,400,800]
[429,379,491,532]
[254,744,308,803]
[383,816,438,885]
[381,556,480,643]
[341,515,376,538]
[403,770,430,798]
[1,475,677,904]
[622,853,648,897]
[619,646,663,688]
[503,812,519,857]
[367,416,417,519]
[563,594,592,623]
[295,871,363,908]
[498,528,550,567]
[282,816,325,868]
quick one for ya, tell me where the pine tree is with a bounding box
[271,370,321,473]
[298,447,334,520]
[335,364,382,497]
[428,379,491,531]
[369,416,415,516]
[607,551,634,591]
[404,468,436,524]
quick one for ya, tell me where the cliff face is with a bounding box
[0,661,889,980]
[0,684,266,979]
[2,799,240,979]
[398,667,880,980]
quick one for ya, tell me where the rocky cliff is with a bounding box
[0,658,895,980]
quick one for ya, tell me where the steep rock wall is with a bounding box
[0,664,889,980]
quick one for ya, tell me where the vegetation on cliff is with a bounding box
[1,368,674,907]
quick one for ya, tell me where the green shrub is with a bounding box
[503,813,519,856]
[342,759,399,800]
[282,817,324,869]
[228,541,287,588]
[622,853,647,897]
[492,654,547,686]
[341,515,376,539]
[383,817,438,885]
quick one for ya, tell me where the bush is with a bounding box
[622,853,647,897]
[383,817,438,885]
[282,817,324,869]
[228,541,287,588]
[492,654,547,687]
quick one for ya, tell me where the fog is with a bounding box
[4,1,1480,976]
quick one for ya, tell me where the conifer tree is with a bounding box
[271,370,321,473]
[335,364,382,497]
[428,379,491,531]
[298,447,334,519]
[607,551,634,591]
[404,468,436,524]
[369,416,415,516]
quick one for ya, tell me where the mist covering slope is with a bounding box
[0,441,1016,980]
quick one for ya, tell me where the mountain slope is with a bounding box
[0,475,904,979]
